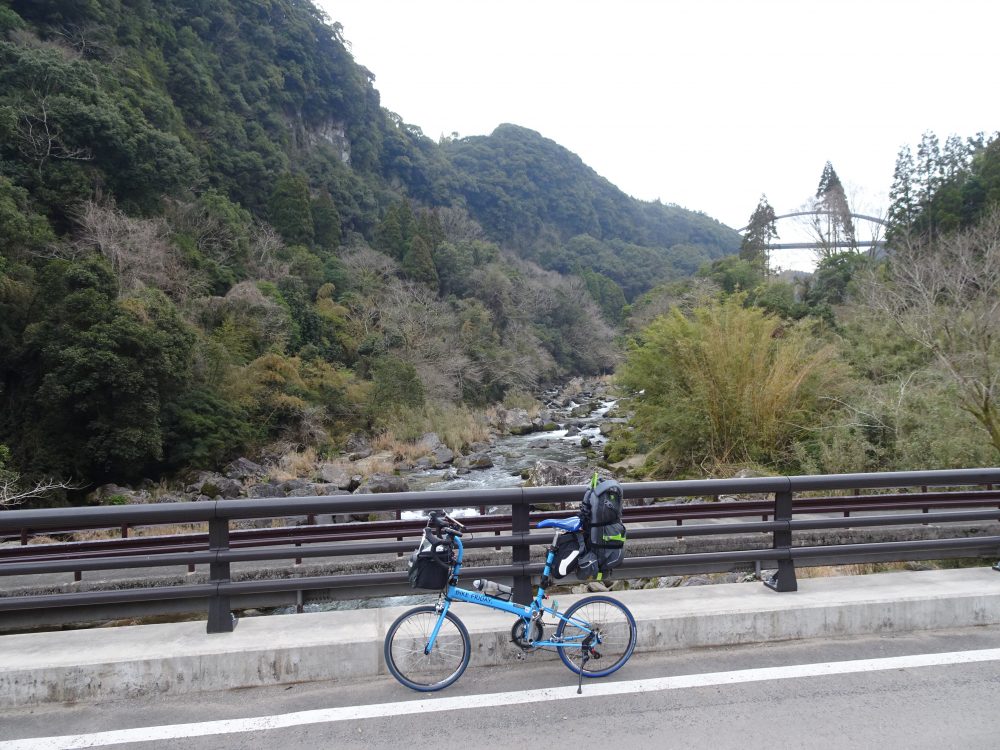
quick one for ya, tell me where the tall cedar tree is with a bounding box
[740,194,778,273]
[813,162,856,253]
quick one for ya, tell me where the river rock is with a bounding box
[247,482,280,499]
[417,432,455,468]
[286,483,350,497]
[492,407,535,435]
[523,460,593,487]
[89,483,138,504]
[186,473,243,499]
[455,452,493,470]
[354,473,411,494]
[271,478,306,495]
[611,453,647,471]
[344,432,370,453]
[149,492,183,504]
[223,457,265,481]
[417,432,444,451]
[316,462,354,489]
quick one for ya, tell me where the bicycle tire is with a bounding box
[555,595,636,678]
[384,606,471,691]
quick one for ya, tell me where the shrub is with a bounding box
[620,296,848,475]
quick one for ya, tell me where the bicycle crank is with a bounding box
[510,619,544,651]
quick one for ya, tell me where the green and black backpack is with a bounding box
[567,473,627,581]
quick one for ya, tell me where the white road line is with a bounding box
[5,647,1000,749]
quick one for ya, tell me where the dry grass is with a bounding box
[376,402,492,452]
[370,433,426,463]
[270,446,318,480]
[500,390,543,416]
[351,453,396,476]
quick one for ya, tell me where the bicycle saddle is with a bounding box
[537,516,582,532]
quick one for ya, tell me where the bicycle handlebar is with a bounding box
[427,509,465,537]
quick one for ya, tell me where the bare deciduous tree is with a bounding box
[14,92,92,174]
[0,445,78,508]
[246,221,288,280]
[0,476,78,508]
[863,207,1000,456]
[378,279,472,402]
[162,198,246,267]
[74,200,193,299]
[339,245,398,295]
[435,205,487,243]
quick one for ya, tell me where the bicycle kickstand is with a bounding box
[577,652,589,695]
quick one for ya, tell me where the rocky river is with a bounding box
[88,379,631,508]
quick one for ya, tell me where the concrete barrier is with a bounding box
[2,567,999,707]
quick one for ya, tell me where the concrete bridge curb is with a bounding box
[2,567,999,707]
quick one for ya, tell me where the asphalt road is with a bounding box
[3,626,1000,749]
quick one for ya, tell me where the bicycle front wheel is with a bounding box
[555,595,636,678]
[384,606,471,691]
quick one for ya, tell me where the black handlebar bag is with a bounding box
[407,533,452,590]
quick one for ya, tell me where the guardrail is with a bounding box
[2,469,1000,633]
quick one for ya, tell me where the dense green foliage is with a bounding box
[0,0,742,493]
[888,131,1000,240]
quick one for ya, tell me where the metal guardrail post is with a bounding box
[511,500,532,604]
[763,490,797,592]
[207,516,234,633]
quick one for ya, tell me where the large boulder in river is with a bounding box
[223,457,265,481]
[316,462,357,489]
[417,433,455,465]
[491,407,535,435]
[354,473,411,494]
[523,460,593,487]
[455,452,494,470]
[186,472,243,499]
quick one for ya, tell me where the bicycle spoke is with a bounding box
[556,595,637,678]
[384,607,471,691]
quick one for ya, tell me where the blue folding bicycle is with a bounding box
[384,510,637,692]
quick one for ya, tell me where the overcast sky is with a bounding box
[318,0,999,269]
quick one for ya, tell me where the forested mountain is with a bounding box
[0,0,739,492]
[444,124,737,295]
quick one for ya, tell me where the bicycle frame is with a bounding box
[424,532,593,653]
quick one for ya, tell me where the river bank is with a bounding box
[84,378,635,510]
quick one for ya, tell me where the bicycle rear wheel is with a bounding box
[555,595,636,678]
[384,606,471,691]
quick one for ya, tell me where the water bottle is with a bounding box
[473,578,512,599]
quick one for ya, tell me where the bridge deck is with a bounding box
[2,566,999,708]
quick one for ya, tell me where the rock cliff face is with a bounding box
[307,119,351,164]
